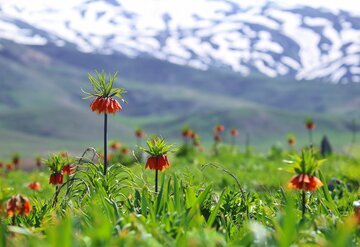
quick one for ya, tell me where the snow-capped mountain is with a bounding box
[0,0,359,83]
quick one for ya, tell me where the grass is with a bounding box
[0,144,359,246]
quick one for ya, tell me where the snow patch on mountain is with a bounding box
[0,0,359,83]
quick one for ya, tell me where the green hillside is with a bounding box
[0,41,358,157]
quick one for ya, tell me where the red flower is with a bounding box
[135,130,145,138]
[214,135,221,142]
[288,137,296,145]
[62,164,75,175]
[28,182,41,191]
[288,174,323,191]
[182,129,192,138]
[145,155,170,171]
[230,128,239,136]
[120,147,129,155]
[190,132,198,140]
[110,141,121,150]
[354,202,360,224]
[6,195,32,217]
[90,97,122,114]
[6,163,14,171]
[215,125,225,133]
[36,157,42,168]
[49,172,64,185]
[0,162,3,168]
[306,122,316,130]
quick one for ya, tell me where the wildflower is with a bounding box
[28,182,41,191]
[141,137,175,192]
[286,149,325,217]
[354,201,360,224]
[230,128,239,146]
[145,155,170,171]
[49,172,63,185]
[0,161,3,168]
[305,118,316,130]
[215,124,225,133]
[287,133,296,146]
[83,70,126,175]
[36,156,42,168]
[6,163,14,171]
[135,128,145,139]
[305,118,316,145]
[62,164,75,175]
[230,128,239,136]
[214,135,221,142]
[120,147,129,155]
[6,195,32,217]
[12,153,20,167]
[288,174,323,191]
[181,126,192,138]
[46,154,70,185]
[110,141,121,150]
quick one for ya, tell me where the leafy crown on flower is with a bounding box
[284,149,325,175]
[45,153,72,173]
[82,70,126,100]
[141,137,175,157]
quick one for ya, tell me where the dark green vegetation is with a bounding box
[0,40,359,156]
[1,145,360,246]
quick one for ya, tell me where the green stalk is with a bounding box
[155,170,159,193]
[104,113,108,175]
[302,190,306,218]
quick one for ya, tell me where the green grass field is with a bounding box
[1,142,359,246]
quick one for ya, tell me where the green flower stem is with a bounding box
[104,113,108,176]
[155,156,159,193]
[302,190,306,218]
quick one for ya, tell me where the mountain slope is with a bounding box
[0,41,358,156]
[0,0,359,83]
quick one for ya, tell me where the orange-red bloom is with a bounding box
[306,122,316,130]
[49,172,63,185]
[230,128,239,136]
[182,129,192,138]
[36,157,42,168]
[110,141,121,150]
[62,164,75,175]
[90,97,122,114]
[6,163,14,171]
[135,130,145,138]
[215,125,225,133]
[120,147,129,155]
[288,137,296,145]
[145,155,170,171]
[6,195,32,217]
[354,202,360,224]
[288,174,323,191]
[190,132,198,140]
[28,182,41,191]
[214,135,221,142]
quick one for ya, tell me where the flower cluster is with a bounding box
[305,118,316,130]
[6,195,32,217]
[213,124,225,143]
[28,182,41,191]
[285,149,325,191]
[141,137,175,172]
[83,70,126,115]
[46,153,75,185]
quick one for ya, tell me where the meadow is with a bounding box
[1,131,360,246]
[0,71,359,247]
